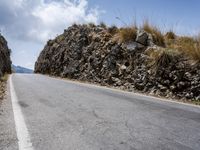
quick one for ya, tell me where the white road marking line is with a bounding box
[49,75,200,108]
[10,75,34,150]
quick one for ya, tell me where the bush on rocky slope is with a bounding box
[35,24,200,102]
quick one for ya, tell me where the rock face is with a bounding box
[0,34,11,77]
[35,24,200,101]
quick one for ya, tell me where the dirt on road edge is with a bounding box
[0,74,9,103]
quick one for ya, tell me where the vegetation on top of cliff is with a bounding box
[111,21,200,62]
[142,21,165,47]
[166,36,200,62]
[114,26,137,43]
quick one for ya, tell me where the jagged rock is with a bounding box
[147,33,155,46]
[158,84,167,92]
[136,30,148,46]
[135,82,145,90]
[177,81,186,90]
[163,80,170,86]
[124,42,137,54]
[184,72,192,80]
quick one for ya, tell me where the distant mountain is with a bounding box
[12,65,33,74]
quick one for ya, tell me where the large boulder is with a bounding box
[136,30,149,46]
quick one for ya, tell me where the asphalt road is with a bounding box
[1,74,200,150]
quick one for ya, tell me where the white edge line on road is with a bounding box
[46,75,200,109]
[9,75,34,150]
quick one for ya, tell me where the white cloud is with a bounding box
[30,0,100,42]
[0,0,102,69]
[0,0,102,43]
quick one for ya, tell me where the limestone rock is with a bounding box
[136,30,149,46]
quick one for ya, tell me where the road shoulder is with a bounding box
[46,74,200,110]
[0,78,18,150]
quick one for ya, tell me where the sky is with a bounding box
[0,0,200,69]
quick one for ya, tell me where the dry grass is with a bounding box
[86,21,200,62]
[88,22,96,28]
[55,34,65,43]
[142,22,200,62]
[142,21,200,62]
[167,36,200,62]
[99,22,107,28]
[145,47,181,72]
[0,74,9,100]
[165,31,176,40]
[114,26,137,43]
[108,25,118,35]
[0,74,9,82]
[154,49,180,68]
[0,83,4,100]
[142,21,165,47]
[193,36,200,61]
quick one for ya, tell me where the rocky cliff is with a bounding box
[0,34,11,77]
[0,34,11,100]
[35,24,200,102]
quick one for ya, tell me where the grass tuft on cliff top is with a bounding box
[167,36,200,62]
[114,26,137,43]
[72,22,200,63]
[110,20,200,62]
[142,21,165,47]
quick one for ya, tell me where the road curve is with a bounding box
[6,74,200,149]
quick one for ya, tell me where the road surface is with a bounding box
[1,74,200,150]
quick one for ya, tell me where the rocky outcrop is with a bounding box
[35,24,200,102]
[0,34,11,101]
[0,34,12,77]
